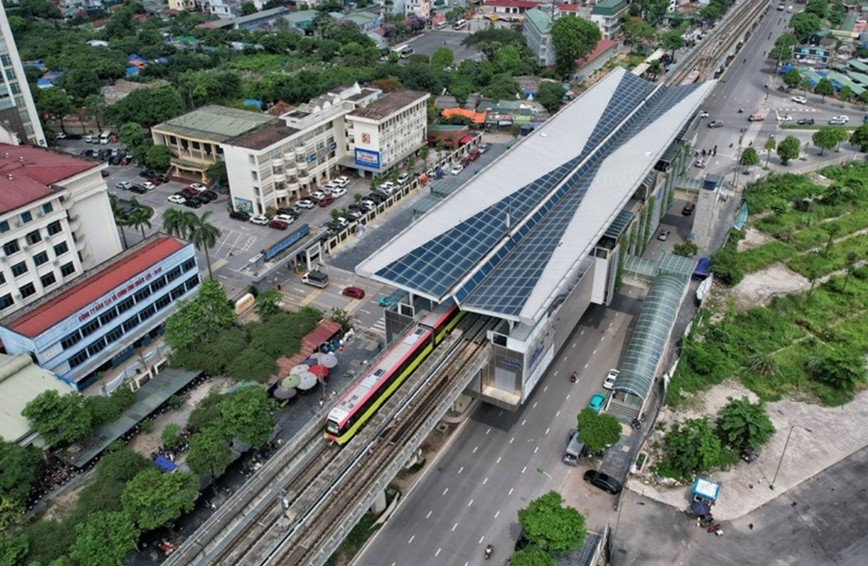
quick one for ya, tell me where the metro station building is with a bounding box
[0,235,200,391]
[358,68,714,419]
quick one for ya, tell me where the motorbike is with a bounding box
[484,544,494,560]
[570,372,577,383]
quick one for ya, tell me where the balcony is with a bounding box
[273,171,286,184]
[294,147,306,159]
[272,155,285,167]
[285,165,297,177]
[287,180,300,192]
[297,160,309,171]
[275,186,289,199]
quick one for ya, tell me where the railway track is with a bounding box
[667,0,772,86]
[264,316,494,565]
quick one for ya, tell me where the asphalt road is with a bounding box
[407,30,481,64]
[355,292,642,565]
[612,443,868,566]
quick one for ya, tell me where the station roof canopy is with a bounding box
[357,68,714,325]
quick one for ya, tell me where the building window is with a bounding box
[105,326,123,344]
[139,304,156,321]
[40,272,56,288]
[54,241,69,257]
[0,294,12,310]
[185,274,200,291]
[3,240,19,255]
[0,272,4,285]
[68,350,89,369]
[11,262,27,277]
[0,221,8,233]
[20,212,32,224]
[33,251,49,266]
[122,317,138,333]
[47,221,62,236]
[80,318,100,337]
[60,262,75,277]
[155,294,172,310]
[134,286,152,303]
[182,258,196,272]
[116,297,134,314]
[166,266,182,282]
[20,282,36,298]
[170,285,185,300]
[25,230,41,245]
[99,309,118,326]
[42,203,53,214]
[61,331,82,349]
[151,276,167,291]
[87,338,106,356]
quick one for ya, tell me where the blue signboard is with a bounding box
[329,141,337,151]
[306,154,316,163]
[265,224,310,261]
[354,148,381,169]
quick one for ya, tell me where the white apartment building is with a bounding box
[0,5,45,146]
[222,85,427,215]
[345,90,429,176]
[0,144,122,316]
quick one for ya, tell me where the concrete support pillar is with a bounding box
[370,489,387,514]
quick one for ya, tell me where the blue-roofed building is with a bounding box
[357,67,714,410]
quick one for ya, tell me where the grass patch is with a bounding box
[738,241,796,272]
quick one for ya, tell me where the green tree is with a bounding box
[576,408,621,455]
[715,397,775,452]
[806,348,868,392]
[710,244,744,286]
[843,252,859,291]
[161,423,183,451]
[838,85,853,103]
[804,0,828,19]
[19,0,62,18]
[188,389,226,431]
[145,144,173,171]
[56,67,101,101]
[660,29,684,60]
[186,426,234,478]
[763,137,777,167]
[69,511,139,566]
[850,124,868,152]
[673,241,699,257]
[622,16,654,46]
[84,94,107,132]
[187,211,221,280]
[782,67,801,88]
[699,3,721,22]
[255,289,282,320]
[430,46,454,70]
[127,206,153,240]
[812,127,840,156]
[240,1,258,15]
[161,208,193,240]
[790,12,822,42]
[164,279,235,353]
[517,491,586,553]
[739,146,759,170]
[510,546,556,566]
[0,533,28,566]
[493,44,523,75]
[118,122,152,164]
[121,468,199,531]
[776,136,801,165]
[814,78,834,102]
[206,161,228,188]
[770,34,797,63]
[536,81,566,114]
[22,390,92,446]
[0,442,42,506]
[226,347,277,382]
[218,387,277,449]
[0,495,23,533]
[108,85,185,128]
[35,87,73,135]
[551,16,601,78]
[659,418,722,481]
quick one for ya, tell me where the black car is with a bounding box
[199,190,218,202]
[109,155,122,166]
[139,168,155,178]
[183,197,202,209]
[276,207,299,217]
[797,118,815,125]
[156,174,170,183]
[367,192,385,203]
[229,210,250,221]
[129,185,148,194]
[583,470,622,494]
[707,120,724,128]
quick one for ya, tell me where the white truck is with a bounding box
[301,271,329,288]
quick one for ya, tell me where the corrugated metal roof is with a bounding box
[152,105,273,142]
[0,354,76,444]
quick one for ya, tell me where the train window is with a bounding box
[326,421,339,435]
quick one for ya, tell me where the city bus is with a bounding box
[453,18,468,30]
[391,44,414,58]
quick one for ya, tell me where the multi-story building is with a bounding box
[0,235,201,391]
[590,0,628,40]
[151,105,273,182]
[345,90,429,177]
[0,144,122,316]
[403,0,431,18]
[523,8,556,67]
[0,5,45,146]
[222,86,427,215]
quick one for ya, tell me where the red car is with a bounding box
[269,219,289,230]
[181,187,199,198]
[318,196,336,207]
[342,286,365,299]
[468,150,481,161]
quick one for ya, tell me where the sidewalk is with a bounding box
[627,380,868,520]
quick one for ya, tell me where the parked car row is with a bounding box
[81,147,132,166]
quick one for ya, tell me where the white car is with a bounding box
[250,215,269,225]
[310,190,325,200]
[450,164,464,175]
[397,172,411,185]
[334,176,350,188]
[831,114,850,123]
[331,187,347,198]
[167,194,186,204]
[791,95,807,104]
[190,183,208,192]
[297,199,315,209]
[777,114,793,122]
[603,369,619,390]
[698,110,709,118]
[274,214,295,224]
[116,181,132,190]
[141,181,156,191]
[694,158,705,168]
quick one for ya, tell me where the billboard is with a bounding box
[354,148,381,170]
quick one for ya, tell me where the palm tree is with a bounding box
[186,211,221,280]
[128,206,153,240]
[109,194,129,249]
[162,208,193,239]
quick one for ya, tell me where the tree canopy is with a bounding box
[517,491,586,553]
[550,16,601,78]
[121,468,199,531]
[715,397,775,452]
[657,418,722,481]
[0,442,42,507]
[813,127,846,156]
[164,279,235,354]
[776,136,801,165]
[22,390,93,446]
[577,408,621,454]
[217,386,276,449]
[536,81,566,114]
[850,124,868,152]
[69,511,140,566]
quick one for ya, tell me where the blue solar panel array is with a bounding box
[375,74,700,314]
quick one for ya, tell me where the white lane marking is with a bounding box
[571,342,576,348]
[566,394,571,400]
[600,336,605,342]
[443,488,449,495]
[580,329,585,335]
[486,428,491,435]
[509,487,514,495]
[435,548,441,557]
[532,402,537,408]
[426,510,432,519]
[494,510,500,518]
[452,523,458,532]
[473,446,478,454]
[509,437,515,444]
[458,466,464,474]
[543,386,548,392]
[409,535,415,544]
[545,427,550,435]
[562,355,568,362]
[556,411,561,417]
[496,456,502,464]
[593,349,597,355]
[521,419,526,426]
[521,466,527,474]
[584,363,589,369]
[534,446,539,454]
[468,499,474,507]
[483,477,488,485]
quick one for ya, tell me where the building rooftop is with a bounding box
[0,235,187,338]
[592,0,628,16]
[226,120,298,150]
[349,90,428,121]
[524,8,552,33]
[0,144,97,215]
[0,353,76,444]
[152,105,273,143]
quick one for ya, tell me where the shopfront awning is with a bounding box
[458,135,475,145]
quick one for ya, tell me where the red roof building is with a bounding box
[0,144,95,215]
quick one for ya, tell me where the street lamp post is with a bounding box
[769,424,812,490]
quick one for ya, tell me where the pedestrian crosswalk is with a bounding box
[369,317,386,339]
[773,106,820,113]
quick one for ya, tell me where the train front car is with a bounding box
[324,300,463,445]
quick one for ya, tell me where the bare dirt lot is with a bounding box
[728,262,810,309]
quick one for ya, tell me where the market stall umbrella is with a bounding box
[273,387,297,400]
[690,500,711,517]
[298,371,319,391]
[281,374,301,389]
[303,355,321,366]
[309,365,329,379]
[291,364,310,376]
[320,352,338,369]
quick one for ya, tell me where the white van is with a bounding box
[453,18,467,30]
[99,131,112,144]
[563,429,585,466]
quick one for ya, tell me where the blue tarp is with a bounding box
[693,257,711,278]
[154,455,178,473]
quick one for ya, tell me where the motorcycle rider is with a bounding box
[485,544,494,559]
